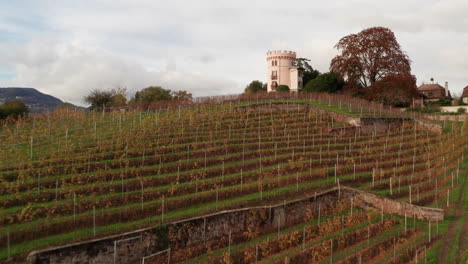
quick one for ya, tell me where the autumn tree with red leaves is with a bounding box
[330,27,412,88]
[362,75,419,107]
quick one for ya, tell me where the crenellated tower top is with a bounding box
[266,50,297,61]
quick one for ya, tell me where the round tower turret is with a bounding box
[266,50,299,92]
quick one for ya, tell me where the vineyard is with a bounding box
[0,93,467,263]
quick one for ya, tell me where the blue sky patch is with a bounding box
[0,70,16,80]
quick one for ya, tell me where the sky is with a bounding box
[0,0,467,106]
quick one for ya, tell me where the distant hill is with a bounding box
[0,87,78,113]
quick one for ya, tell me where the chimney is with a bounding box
[445,81,449,97]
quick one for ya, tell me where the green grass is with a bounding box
[239,99,402,118]
[425,149,468,263]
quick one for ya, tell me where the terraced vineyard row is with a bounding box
[0,98,466,262]
[142,200,440,264]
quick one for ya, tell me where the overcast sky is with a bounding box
[0,0,467,106]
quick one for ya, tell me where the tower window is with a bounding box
[271,81,278,90]
[271,71,278,80]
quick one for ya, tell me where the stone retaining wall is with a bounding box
[414,119,443,134]
[423,114,468,121]
[237,102,411,135]
[345,187,443,221]
[27,187,443,264]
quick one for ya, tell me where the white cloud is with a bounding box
[0,36,236,106]
[0,0,467,103]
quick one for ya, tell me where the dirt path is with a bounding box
[438,167,467,263]
[457,210,468,263]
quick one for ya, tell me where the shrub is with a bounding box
[302,72,342,93]
[276,85,290,92]
[437,98,453,106]
[244,80,267,94]
[457,97,467,106]
[0,100,29,119]
[406,105,441,114]
[457,107,467,114]
[84,89,114,110]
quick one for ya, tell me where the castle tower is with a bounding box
[266,50,302,92]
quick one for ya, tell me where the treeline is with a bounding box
[245,27,422,108]
[244,71,343,94]
[84,86,193,111]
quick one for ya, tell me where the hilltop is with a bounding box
[0,87,77,113]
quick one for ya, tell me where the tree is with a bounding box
[84,89,114,110]
[133,86,172,104]
[330,27,411,88]
[295,58,320,86]
[458,97,467,106]
[0,100,29,119]
[84,87,128,110]
[303,72,343,93]
[276,85,290,92]
[172,90,193,101]
[244,80,267,93]
[110,87,128,107]
[361,75,419,107]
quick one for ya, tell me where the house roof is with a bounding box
[462,86,468,98]
[417,83,445,91]
[417,83,452,99]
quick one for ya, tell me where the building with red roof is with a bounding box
[417,79,453,104]
[462,86,468,104]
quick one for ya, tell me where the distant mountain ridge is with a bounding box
[0,87,70,113]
